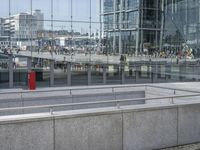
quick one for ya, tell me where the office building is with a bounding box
[3,10,44,41]
[0,18,4,36]
[103,0,200,56]
[163,0,200,54]
[103,0,162,55]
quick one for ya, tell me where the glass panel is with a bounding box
[1,0,200,88]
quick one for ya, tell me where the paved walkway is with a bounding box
[1,50,197,64]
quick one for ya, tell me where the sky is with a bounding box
[0,0,100,33]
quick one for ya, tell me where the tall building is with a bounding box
[3,10,44,41]
[103,0,162,55]
[0,10,44,48]
[33,9,44,32]
[0,18,4,36]
[0,18,9,47]
[103,0,200,55]
[163,0,200,52]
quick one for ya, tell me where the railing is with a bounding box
[0,84,199,116]
[0,84,199,100]
[0,84,145,96]
[147,85,200,94]
[0,92,200,115]
[0,84,146,111]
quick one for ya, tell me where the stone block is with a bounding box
[0,120,54,150]
[55,114,122,150]
[123,108,177,150]
[178,104,200,145]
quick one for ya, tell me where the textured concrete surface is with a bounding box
[0,83,200,150]
[178,104,200,145]
[123,108,178,150]
[0,102,200,150]
[160,143,200,150]
[0,120,53,150]
[55,114,122,150]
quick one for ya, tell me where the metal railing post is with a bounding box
[112,87,116,100]
[50,107,54,115]
[145,85,147,91]
[21,92,24,114]
[172,97,174,104]
[116,102,120,109]
[69,89,72,96]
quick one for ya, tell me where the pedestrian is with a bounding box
[120,55,124,62]
[124,55,127,62]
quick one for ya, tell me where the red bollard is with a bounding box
[28,71,36,90]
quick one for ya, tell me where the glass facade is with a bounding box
[103,0,200,56]
[140,0,162,55]
[0,0,200,89]
[163,0,200,57]
[103,0,139,54]
[0,0,102,88]
[103,0,162,55]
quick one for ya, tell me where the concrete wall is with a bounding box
[0,119,53,150]
[0,102,200,150]
[178,105,200,145]
[123,108,177,150]
[55,114,122,150]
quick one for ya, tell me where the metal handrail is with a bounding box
[1,83,200,96]
[148,85,200,94]
[0,84,146,95]
[0,93,200,113]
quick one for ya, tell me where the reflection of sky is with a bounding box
[0,0,100,33]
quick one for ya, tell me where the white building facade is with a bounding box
[0,10,44,48]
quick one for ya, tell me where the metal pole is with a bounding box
[99,0,102,52]
[113,0,116,54]
[51,0,54,57]
[50,60,54,87]
[27,57,32,72]
[89,0,92,39]
[186,0,188,42]
[8,0,13,88]
[87,65,92,85]
[155,0,158,53]
[103,65,107,84]
[119,0,123,54]
[9,0,11,50]
[152,63,158,82]
[89,0,92,62]
[135,1,140,56]
[8,55,13,88]
[30,0,33,58]
[159,0,165,52]
[121,64,125,84]
[198,1,200,46]
[140,0,144,53]
[67,62,71,86]
[71,0,73,51]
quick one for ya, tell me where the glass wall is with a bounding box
[127,0,139,10]
[0,0,102,88]
[1,0,200,88]
[104,0,114,13]
[103,0,139,54]
[163,0,200,57]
